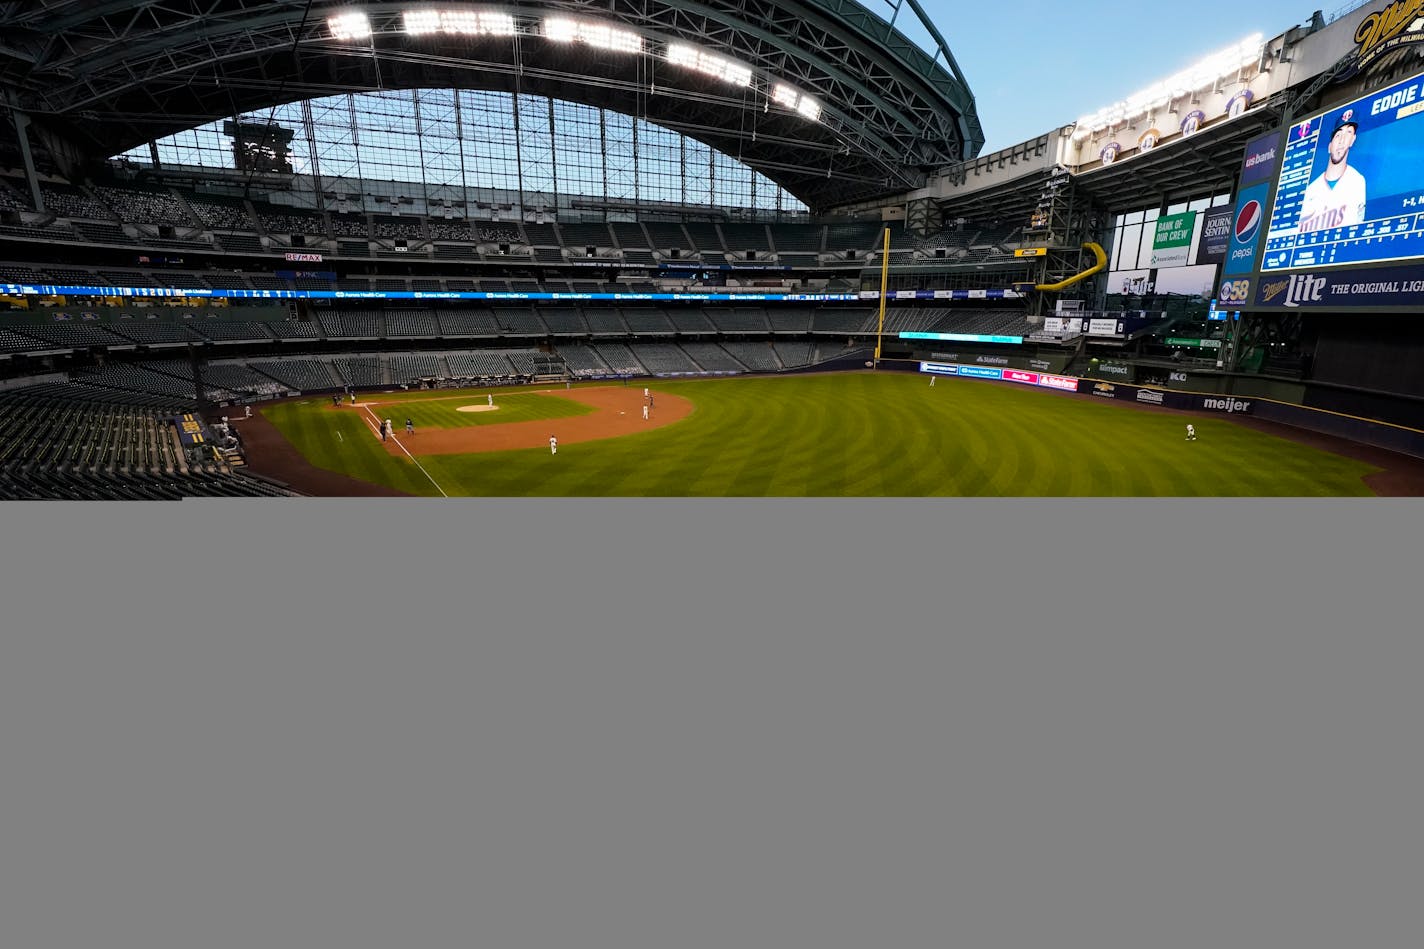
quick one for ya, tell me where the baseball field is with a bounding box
[238,370,1424,496]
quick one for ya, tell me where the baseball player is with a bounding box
[1299,113,1367,233]
[1186,424,1196,441]
[550,434,558,455]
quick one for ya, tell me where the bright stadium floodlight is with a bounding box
[403,10,441,34]
[482,11,516,36]
[1073,33,1264,139]
[666,43,752,87]
[772,83,821,122]
[328,12,372,40]
[404,9,515,37]
[542,17,643,53]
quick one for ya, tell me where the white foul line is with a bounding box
[361,406,448,498]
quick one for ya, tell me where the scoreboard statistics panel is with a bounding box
[1262,68,1424,272]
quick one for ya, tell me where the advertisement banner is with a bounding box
[1150,211,1197,268]
[926,352,1015,368]
[1354,3,1424,70]
[1087,318,1123,336]
[922,352,1068,373]
[1037,373,1079,391]
[1253,262,1424,307]
[1027,354,1070,373]
[0,284,864,304]
[1196,206,1234,264]
[899,331,1025,344]
[1090,360,1135,381]
[283,252,324,262]
[1197,395,1253,414]
[859,289,1023,301]
[1240,130,1282,186]
[1223,181,1270,275]
[1073,380,1253,413]
[921,362,1082,393]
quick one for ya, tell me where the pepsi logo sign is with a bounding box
[1234,200,1262,243]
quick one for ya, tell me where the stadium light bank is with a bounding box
[1071,33,1264,140]
[325,8,822,123]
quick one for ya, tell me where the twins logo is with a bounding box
[1234,200,1262,244]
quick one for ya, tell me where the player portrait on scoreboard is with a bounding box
[1298,111,1367,234]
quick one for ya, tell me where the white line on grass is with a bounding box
[361,405,448,497]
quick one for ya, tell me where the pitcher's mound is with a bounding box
[456,404,500,413]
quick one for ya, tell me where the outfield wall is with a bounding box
[916,359,1424,460]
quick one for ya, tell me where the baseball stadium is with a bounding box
[3,1,1424,497]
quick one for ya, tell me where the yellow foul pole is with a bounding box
[874,227,890,366]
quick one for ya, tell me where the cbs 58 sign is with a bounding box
[1218,277,1252,305]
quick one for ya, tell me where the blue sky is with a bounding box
[874,0,1356,153]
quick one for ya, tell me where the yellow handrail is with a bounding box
[1035,242,1107,291]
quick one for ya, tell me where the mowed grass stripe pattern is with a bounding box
[263,375,1382,496]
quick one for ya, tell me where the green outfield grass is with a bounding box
[260,373,1383,497]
